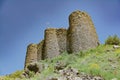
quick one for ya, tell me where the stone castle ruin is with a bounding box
[24,10,99,69]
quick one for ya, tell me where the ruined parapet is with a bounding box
[68,10,99,53]
[24,44,38,69]
[56,28,67,53]
[37,40,44,61]
[43,28,60,59]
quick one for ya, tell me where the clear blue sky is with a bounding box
[0,0,120,75]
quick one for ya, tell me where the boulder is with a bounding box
[25,62,44,74]
[113,45,120,49]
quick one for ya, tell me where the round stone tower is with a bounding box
[24,44,38,69]
[68,10,99,53]
[43,28,60,59]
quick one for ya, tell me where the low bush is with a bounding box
[105,35,120,45]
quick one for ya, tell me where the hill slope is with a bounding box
[1,45,120,80]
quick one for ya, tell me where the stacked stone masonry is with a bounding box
[24,10,99,69]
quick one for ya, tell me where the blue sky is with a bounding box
[0,0,120,75]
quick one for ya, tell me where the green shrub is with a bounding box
[28,71,35,78]
[105,35,120,45]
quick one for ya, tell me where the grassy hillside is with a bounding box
[1,45,120,80]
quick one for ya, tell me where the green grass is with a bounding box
[0,70,24,80]
[1,45,120,80]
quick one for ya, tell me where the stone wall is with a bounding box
[56,28,67,54]
[37,40,44,61]
[24,10,99,69]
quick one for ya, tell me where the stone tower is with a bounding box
[68,10,99,53]
[24,44,38,69]
[43,28,60,59]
